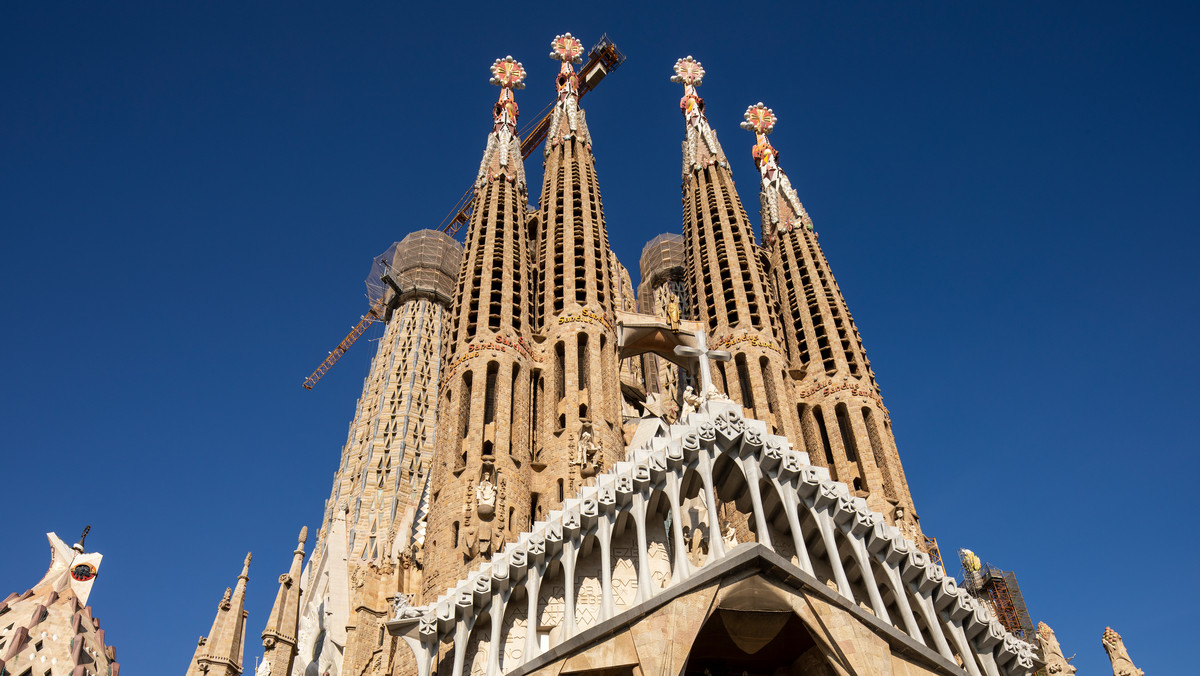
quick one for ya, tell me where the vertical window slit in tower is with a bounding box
[458,372,473,469]
[530,492,541,525]
[835,403,859,464]
[531,370,542,450]
[558,478,564,503]
[863,407,895,499]
[453,521,460,548]
[577,333,590,418]
[510,364,520,465]
[735,354,755,410]
[484,362,498,426]
[759,357,776,416]
[715,362,728,396]
[813,406,836,467]
[555,342,567,430]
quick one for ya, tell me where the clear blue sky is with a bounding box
[2,2,1196,673]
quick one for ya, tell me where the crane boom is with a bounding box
[302,295,388,390]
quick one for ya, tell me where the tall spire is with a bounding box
[740,103,812,247]
[474,55,527,192]
[425,54,537,599]
[743,101,924,538]
[186,553,251,676]
[672,56,730,177]
[258,528,306,676]
[671,56,795,444]
[531,31,622,514]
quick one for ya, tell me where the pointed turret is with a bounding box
[531,33,623,507]
[0,530,119,676]
[671,58,797,446]
[742,102,923,530]
[1102,626,1144,676]
[186,553,250,676]
[425,55,536,599]
[258,529,306,676]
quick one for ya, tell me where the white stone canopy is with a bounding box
[388,401,1037,676]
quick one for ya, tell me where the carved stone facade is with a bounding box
[165,40,1140,676]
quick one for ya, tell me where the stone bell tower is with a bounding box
[742,102,922,531]
[532,33,623,515]
[672,57,797,441]
[424,56,536,599]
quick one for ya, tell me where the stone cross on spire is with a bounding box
[742,102,812,245]
[671,56,727,176]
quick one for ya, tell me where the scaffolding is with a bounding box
[958,549,1035,639]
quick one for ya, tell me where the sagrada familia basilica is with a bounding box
[1,34,1145,676]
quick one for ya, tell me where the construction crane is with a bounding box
[302,36,624,390]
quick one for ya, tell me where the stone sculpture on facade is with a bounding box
[1102,626,1143,676]
[476,473,496,518]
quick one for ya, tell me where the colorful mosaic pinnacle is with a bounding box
[549,33,583,64]
[741,102,777,135]
[489,55,526,89]
[550,33,582,98]
[671,55,705,86]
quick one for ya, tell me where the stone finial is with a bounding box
[1036,622,1076,675]
[73,525,91,553]
[550,33,584,64]
[1102,627,1143,676]
[741,103,777,135]
[671,56,705,87]
[298,526,308,546]
[490,56,526,90]
[240,552,252,580]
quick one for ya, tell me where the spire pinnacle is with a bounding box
[544,33,592,152]
[73,524,91,552]
[672,56,728,176]
[475,56,529,190]
[489,56,526,132]
[240,552,252,580]
[742,102,812,244]
[550,34,584,98]
[672,56,706,120]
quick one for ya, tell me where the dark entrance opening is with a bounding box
[683,609,822,676]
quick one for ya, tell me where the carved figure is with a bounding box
[680,385,702,418]
[704,384,728,402]
[255,659,272,676]
[392,593,422,620]
[476,473,496,518]
[722,520,738,549]
[666,299,681,332]
[1102,627,1143,676]
[1036,622,1076,675]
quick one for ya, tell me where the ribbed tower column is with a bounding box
[742,103,921,534]
[672,57,796,440]
[532,33,622,513]
[294,230,460,676]
[425,57,535,599]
